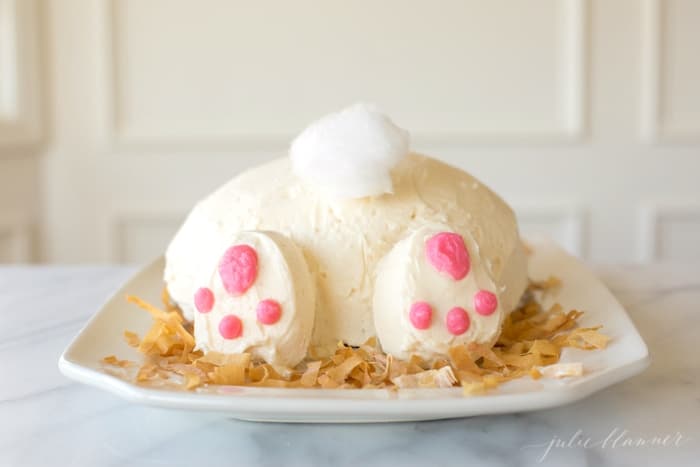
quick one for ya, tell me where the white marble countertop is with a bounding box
[0,264,698,466]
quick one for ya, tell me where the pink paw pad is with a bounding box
[474,290,498,316]
[219,314,243,339]
[425,232,470,280]
[194,287,214,313]
[219,244,258,295]
[409,301,433,330]
[446,307,470,335]
[257,299,282,325]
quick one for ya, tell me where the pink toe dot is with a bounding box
[256,299,282,325]
[219,314,243,339]
[409,301,433,330]
[425,232,470,280]
[219,244,258,296]
[446,307,470,335]
[194,287,214,313]
[474,290,498,316]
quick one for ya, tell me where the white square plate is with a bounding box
[59,238,649,423]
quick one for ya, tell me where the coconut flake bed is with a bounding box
[101,277,609,396]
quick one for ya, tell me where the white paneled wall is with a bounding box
[0,0,41,262]
[641,0,700,142]
[104,0,584,143]
[0,0,698,264]
[111,214,183,264]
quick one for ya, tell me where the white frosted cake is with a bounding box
[164,104,528,369]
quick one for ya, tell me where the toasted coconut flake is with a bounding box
[448,345,481,373]
[467,343,504,369]
[208,354,250,385]
[318,374,340,389]
[123,331,140,347]
[300,361,322,387]
[565,327,610,350]
[197,351,245,366]
[530,276,562,295]
[528,340,561,366]
[127,295,194,348]
[360,336,378,352]
[537,362,584,378]
[136,363,158,382]
[183,372,202,390]
[461,381,488,396]
[253,379,294,388]
[325,354,364,384]
[101,355,135,368]
[392,366,457,389]
[248,364,269,383]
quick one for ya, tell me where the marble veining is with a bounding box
[0,264,698,466]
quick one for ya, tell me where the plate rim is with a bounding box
[58,238,651,421]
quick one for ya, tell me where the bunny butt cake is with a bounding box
[164,103,528,369]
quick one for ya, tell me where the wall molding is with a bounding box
[98,0,588,151]
[107,209,186,263]
[637,201,700,262]
[0,0,41,149]
[640,0,700,143]
[514,203,588,258]
[640,0,661,142]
